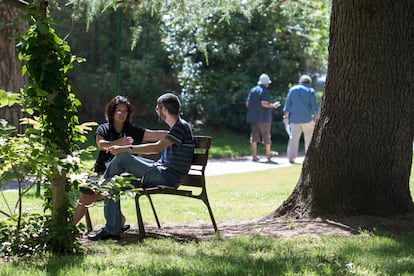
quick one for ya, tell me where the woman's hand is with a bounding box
[107,145,127,156]
[116,136,134,146]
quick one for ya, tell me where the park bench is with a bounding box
[84,135,218,240]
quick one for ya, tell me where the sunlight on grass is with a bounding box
[3,164,414,228]
[0,165,301,229]
[196,128,285,158]
[77,165,302,229]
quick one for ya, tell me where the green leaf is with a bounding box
[36,22,49,34]
[0,90,21,107]
[0,171,16,182]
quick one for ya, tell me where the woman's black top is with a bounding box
[93,122,145,174]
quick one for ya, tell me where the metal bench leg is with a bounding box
[146,194,161,228]
[204,199,218,233]
[207,205,218,233]
[200,191,218,233]
[135,194,146,241]
[85,209,93,233]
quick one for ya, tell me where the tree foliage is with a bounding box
[50,7,179,123]
[164,3,328,131]
[59,0,328,134]
[0,91,81,257]
[18,23,83,152]
[13,3,93,254]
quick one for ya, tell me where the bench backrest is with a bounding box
[139,135,211,188]
[179,135,211,188]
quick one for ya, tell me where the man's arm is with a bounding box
[142,129,168,142]
[109,138,173,156]
[96,134,133,151]
[310,89,319,120]
[261,101,281,109]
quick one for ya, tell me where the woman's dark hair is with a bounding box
[156,93,180,116]
[105,95,135,124]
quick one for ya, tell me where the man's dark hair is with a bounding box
[105,95,135,124]
[157,93,180,116]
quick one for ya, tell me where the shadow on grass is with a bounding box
[84,228,414,275]
[45,255,86,275]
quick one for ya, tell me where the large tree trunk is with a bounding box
[0,4,27,132]
[273,0,414,218]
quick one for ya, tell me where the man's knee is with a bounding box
[106,152,131,174]
[112,152,131,164]
[263,138,271,144]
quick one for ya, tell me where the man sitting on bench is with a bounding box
[88,93,194,241]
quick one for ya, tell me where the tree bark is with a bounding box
[0,3,28,132]
[273,0,414,218]
[51,167,68,226]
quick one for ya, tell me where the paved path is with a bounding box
[205,155,304,176]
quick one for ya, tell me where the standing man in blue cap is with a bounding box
[246,73,281,162]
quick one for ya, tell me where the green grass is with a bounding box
[196,128,287,158]
[0,165,302,226]
[2,229,414,275]
[2,165,414,274]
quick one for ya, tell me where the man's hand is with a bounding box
[272,101,281,109]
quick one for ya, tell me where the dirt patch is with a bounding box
[81,213,414,244]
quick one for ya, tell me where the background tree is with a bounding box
[59,0,328,137]
[273,0,414,218]
[164,4,328,134]
[51,6,180,124]
[0,2,28,133]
